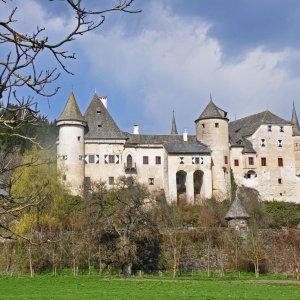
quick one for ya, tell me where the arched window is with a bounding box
[127,154,133,168]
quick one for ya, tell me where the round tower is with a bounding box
[57,92,86,195]
[195,98,230,199]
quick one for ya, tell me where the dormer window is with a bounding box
[278,140,283,148]
[260,139,266,147]
[280,126,284,132]
[268,125,272,132]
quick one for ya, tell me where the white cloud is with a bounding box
[77,1,300,133]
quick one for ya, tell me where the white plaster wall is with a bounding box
[247,124,299,202]
[167,154,212,204]
[57,122,85,194]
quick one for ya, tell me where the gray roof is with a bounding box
[195,99,228,122]
[225,196,250,220]
[171,111,178,135]
[164,141,210,154]
[229,110,291,153]
[291,102,300,136]
[57,92,85,122]
[125,134,197,145]
[84,94,126,139]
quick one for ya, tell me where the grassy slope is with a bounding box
[0,276,300,300]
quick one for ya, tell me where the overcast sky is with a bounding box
[2,0,300,134]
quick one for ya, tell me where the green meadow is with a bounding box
[0,276,299,300]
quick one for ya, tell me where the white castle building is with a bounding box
[57,92,300,203]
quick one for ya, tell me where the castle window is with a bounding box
[179,157,184,164]
[248,157,254,166]
[278,157,283,167]
[89,155,95,163]
[268,125,272,132]
[195,157,200,164]
[280,126,284,132]
[155,156,161,165]
[234,159,239,167]
[97,124,102,127]
[108,176,114,185]
[127,155,133,168]
[261,157,267,166]
[62,155,67,160]
[79,155,83,161]
[148,178,154,185]
[278,178,282,184]
[62,174,66,181]
[260,139,266,147]
[215,123,219,128]
[97,109,101,113]
[77,136,81,141]
[201,123,205,128]
[278,140,283,148]
[109,155,115,164]
[143,156,149,165]
[280,193,283,196]
[224,156,228,165]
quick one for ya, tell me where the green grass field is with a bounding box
[0,276,299,300]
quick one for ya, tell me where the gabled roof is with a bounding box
[229,110,291,139]
[291,102,300,136]
[195,99,228,122]
[125,134,197,145]
[171,111,178,135]
[57,92,85,122]
[225,195,250,220]
[84,94,126,139]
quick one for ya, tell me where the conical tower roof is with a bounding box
[171,111,178,135]
[57,92,85,122]
[225,195,250,220]
[84,94,126,139]
[291,102,300,136]
[195,97,228,122]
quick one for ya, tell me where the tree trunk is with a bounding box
[98,242,102,276]
[255,257,259,278]
[122,262,132,276]
[28,244,34,278]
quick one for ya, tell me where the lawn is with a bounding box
[0,276,299,300]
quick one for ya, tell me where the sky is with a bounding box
[1,0,300,135]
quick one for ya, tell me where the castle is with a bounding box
[56,92,300,203]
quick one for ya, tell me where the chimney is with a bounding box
[100,96,107,108]
[183,129,188,142]
[133,125,139,135]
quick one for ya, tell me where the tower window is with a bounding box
[215,123,219,128]
[201,123,205,128]
[268,125,272,132]
[143,156,149,165]
[179,157,184,164]
[234,159,239,167]
[278,140,283,148]
[148,178,154,185]
[248,157,254,166]
[108,176,114,185]
[97,124,102,127]
[280,126,284,132]
[278,178,282,184]
[155,156,161,165]
[260,139,266,147]
[261,157,267,166]
[89,155,95,163]
[62,155,67,160]
[79,155,83,161]
[77,136,81,141]
[109,155,115,164]
[224,156,228,165]
[278,157,283,167]
[97,109,101,113]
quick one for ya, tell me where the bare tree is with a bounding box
[0,0,140,240]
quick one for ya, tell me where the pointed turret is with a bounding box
[225,194,250,231]
[195,98,228,122]
[57,92,85,122]
[291,101,300,136]
[170,111,178,135]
